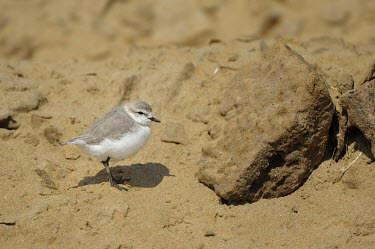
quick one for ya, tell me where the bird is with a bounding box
[59,100,160,190]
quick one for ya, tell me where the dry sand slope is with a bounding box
[1,1,375,249]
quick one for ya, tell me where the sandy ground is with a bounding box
[0,1,374,248]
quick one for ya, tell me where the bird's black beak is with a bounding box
[149,117,161,123]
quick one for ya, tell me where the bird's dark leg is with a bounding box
[101,157,126,190]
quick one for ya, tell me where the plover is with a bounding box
[60,100,160,190]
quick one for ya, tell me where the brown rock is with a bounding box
[197,42,334,203]
[341,80,375,159]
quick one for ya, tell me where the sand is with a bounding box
[0,1,374,248]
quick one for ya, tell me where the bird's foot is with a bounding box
[109,174,128,191]
[111,173,131,184]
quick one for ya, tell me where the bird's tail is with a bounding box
[59,137,84,146]
[59,138,76,146]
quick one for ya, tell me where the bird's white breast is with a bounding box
[82,125,151,162]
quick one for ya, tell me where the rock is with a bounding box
[161,122,187,145]
[333,107,348,162]
[297,37,374,88]
[340,80,375,159]
[325,82,348,161]
[43,125,62,144]
[197,42,334,203]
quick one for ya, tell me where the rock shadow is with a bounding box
[347,127,374,160]
[76,163,174,188]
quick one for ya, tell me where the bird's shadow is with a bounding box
[76,163,174,188]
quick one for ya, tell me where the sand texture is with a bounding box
[0,1,374,248]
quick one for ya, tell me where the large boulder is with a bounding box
[197,42,334,203]
[340,80,375,159]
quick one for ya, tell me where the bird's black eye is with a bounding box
[137,111,144,115]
